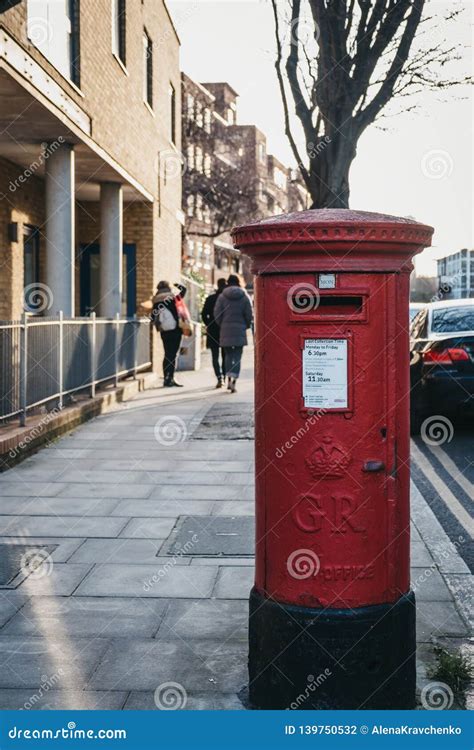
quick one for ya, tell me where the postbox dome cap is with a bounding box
[232,208,433,253]
[241,208,426,227]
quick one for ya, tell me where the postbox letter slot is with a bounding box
[317,296,363,314]
[291,294,364,316]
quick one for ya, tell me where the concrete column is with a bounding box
[45,143,75,316]
[100,182,123,318]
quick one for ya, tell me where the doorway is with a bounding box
[79,243,136,317]
[23,225,40,313]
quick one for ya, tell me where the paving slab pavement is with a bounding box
[0,349,470,710]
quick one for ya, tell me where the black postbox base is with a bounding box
[248,586,416,710]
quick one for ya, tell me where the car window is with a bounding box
[410,309,428,339]
[431,306,474,333]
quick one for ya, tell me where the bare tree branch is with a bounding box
[355,0,424,129]
[271,0,470,207]
[270,0,312,191]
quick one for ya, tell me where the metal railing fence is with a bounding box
[0,313,151,425]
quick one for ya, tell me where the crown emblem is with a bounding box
[305,435,351,478]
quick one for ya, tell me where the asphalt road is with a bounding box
[411,417,474,573]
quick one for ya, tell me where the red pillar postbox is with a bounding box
[232,209,434,710]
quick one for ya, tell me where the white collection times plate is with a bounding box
[302,339,348,409]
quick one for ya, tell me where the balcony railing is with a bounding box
[0,314,151,425]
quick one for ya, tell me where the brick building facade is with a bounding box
[0,0,182,369]
[181,74,310,289]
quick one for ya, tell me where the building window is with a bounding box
[27,0,80,84]
[195,101,203,128]
[187,239,195,257]
[143,31,153,107]
[186,195,194,217]
[186,94,194,121]
[203,204,211,225]
[186,144,195,170]
[195,146,203,173]
[112,0,126,66]
[169,83,176,144]
[204,108,212,133]
[69,0,80,85]
[23,226,40,312]
[258,142,266,163]
[196,194,203,221]
[204,154,211,177]
[274,167,287,189]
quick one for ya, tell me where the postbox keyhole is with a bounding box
[380,427,387,439]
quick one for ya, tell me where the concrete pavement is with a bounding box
[0,349,470,710]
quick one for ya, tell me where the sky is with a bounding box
[167,0,473,276]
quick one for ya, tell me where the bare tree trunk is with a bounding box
[308,130,356,209]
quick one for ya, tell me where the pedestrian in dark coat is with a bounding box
[213,274,253,393]
[151,281,186,387]
[202,278,227,388]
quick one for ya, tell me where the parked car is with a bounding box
[409,300,474,434]
[409,302,425,322]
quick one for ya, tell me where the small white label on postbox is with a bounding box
[318,273,336,289]
[302,339,348,409]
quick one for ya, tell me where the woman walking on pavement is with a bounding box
[214,274,253,394]
[151,281,187,388]
[201,277,227,388]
